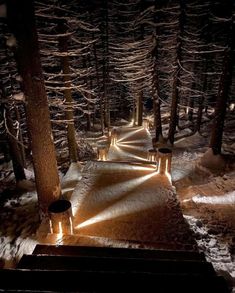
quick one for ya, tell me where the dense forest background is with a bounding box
[0,0,234,213]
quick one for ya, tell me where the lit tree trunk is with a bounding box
[58,21,78,162]
[7,0,61,216]
[168,0,185,145]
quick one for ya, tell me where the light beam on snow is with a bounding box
[49,220,53,234]
[165,159,172,184]
[75,172,157,229]
[128,119,135,127]
[118,127,143,142]
[117,139,147,145]
[58,221,63,236]
[113,145,147,161]
[71,164,156,216]
[155,158,171,184]
[117,143,144,150]
[192,191,235,205]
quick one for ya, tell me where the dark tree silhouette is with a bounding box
[7,0,61,216]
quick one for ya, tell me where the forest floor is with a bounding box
[0,122,234,291]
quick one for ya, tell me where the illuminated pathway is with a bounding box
[68,126,196,250]
[107,125,152,162]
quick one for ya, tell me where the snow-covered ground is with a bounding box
[172,132,235,292]
[0,124,234,292]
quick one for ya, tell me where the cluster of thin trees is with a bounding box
[0,0,234,216]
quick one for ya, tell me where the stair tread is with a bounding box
[18,254,215,275]
[0,269,229,293]
[33,244,205,261]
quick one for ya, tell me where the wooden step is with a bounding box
[33,244,206,261]
[0,269,229,293]
[18,254,215,275]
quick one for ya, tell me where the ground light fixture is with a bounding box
[48,199,73,235]
[97,145,108,161]
[156,147,172,183]
[143,118,150,130]
[110,128,118,146]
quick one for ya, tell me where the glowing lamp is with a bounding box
[97,145,108,161]
[157,147,172,177]
[110,128,118,146]
[147,149,157,162]
[48,199,73,235]
[143,118,150,130]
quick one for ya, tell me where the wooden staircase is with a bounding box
[0,244,230,292]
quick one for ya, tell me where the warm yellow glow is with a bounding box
[117,139,146,145]
[69,217,73,235]
[117,143,142,150]
[147,150,157,162]
[143,119,150,130]
[128,119,135,127]
[55,233,63,246]
[49,219,53,234]
[75,172,157,229]
[98,147,107,161]
[111,135,117,146]
[118,127,143,142]
[114,145,147,162]
[156,158,161,174]
[99,162,156,171]
[156,158,171,183]
[58,221,63,236]
[165,168,172,184]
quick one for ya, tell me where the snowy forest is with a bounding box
[0,0,235,292]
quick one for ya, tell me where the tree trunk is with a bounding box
[132,98,136,126]
[0,83,26,181]
[92,34,104,134]
[187,99,194,122]
[7,0,61,216]
[15,106,26,167]
[136,92,143,126]
[103,0,110,130]
[196,62,208,132]
[168,73,179,145]
[85,55,93,132]
[1,105,26,182]
[152,34,163,141]
[168,0,185,145]
[57,21,78,162]
[209,48,233,154]
[209,5,233,155]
